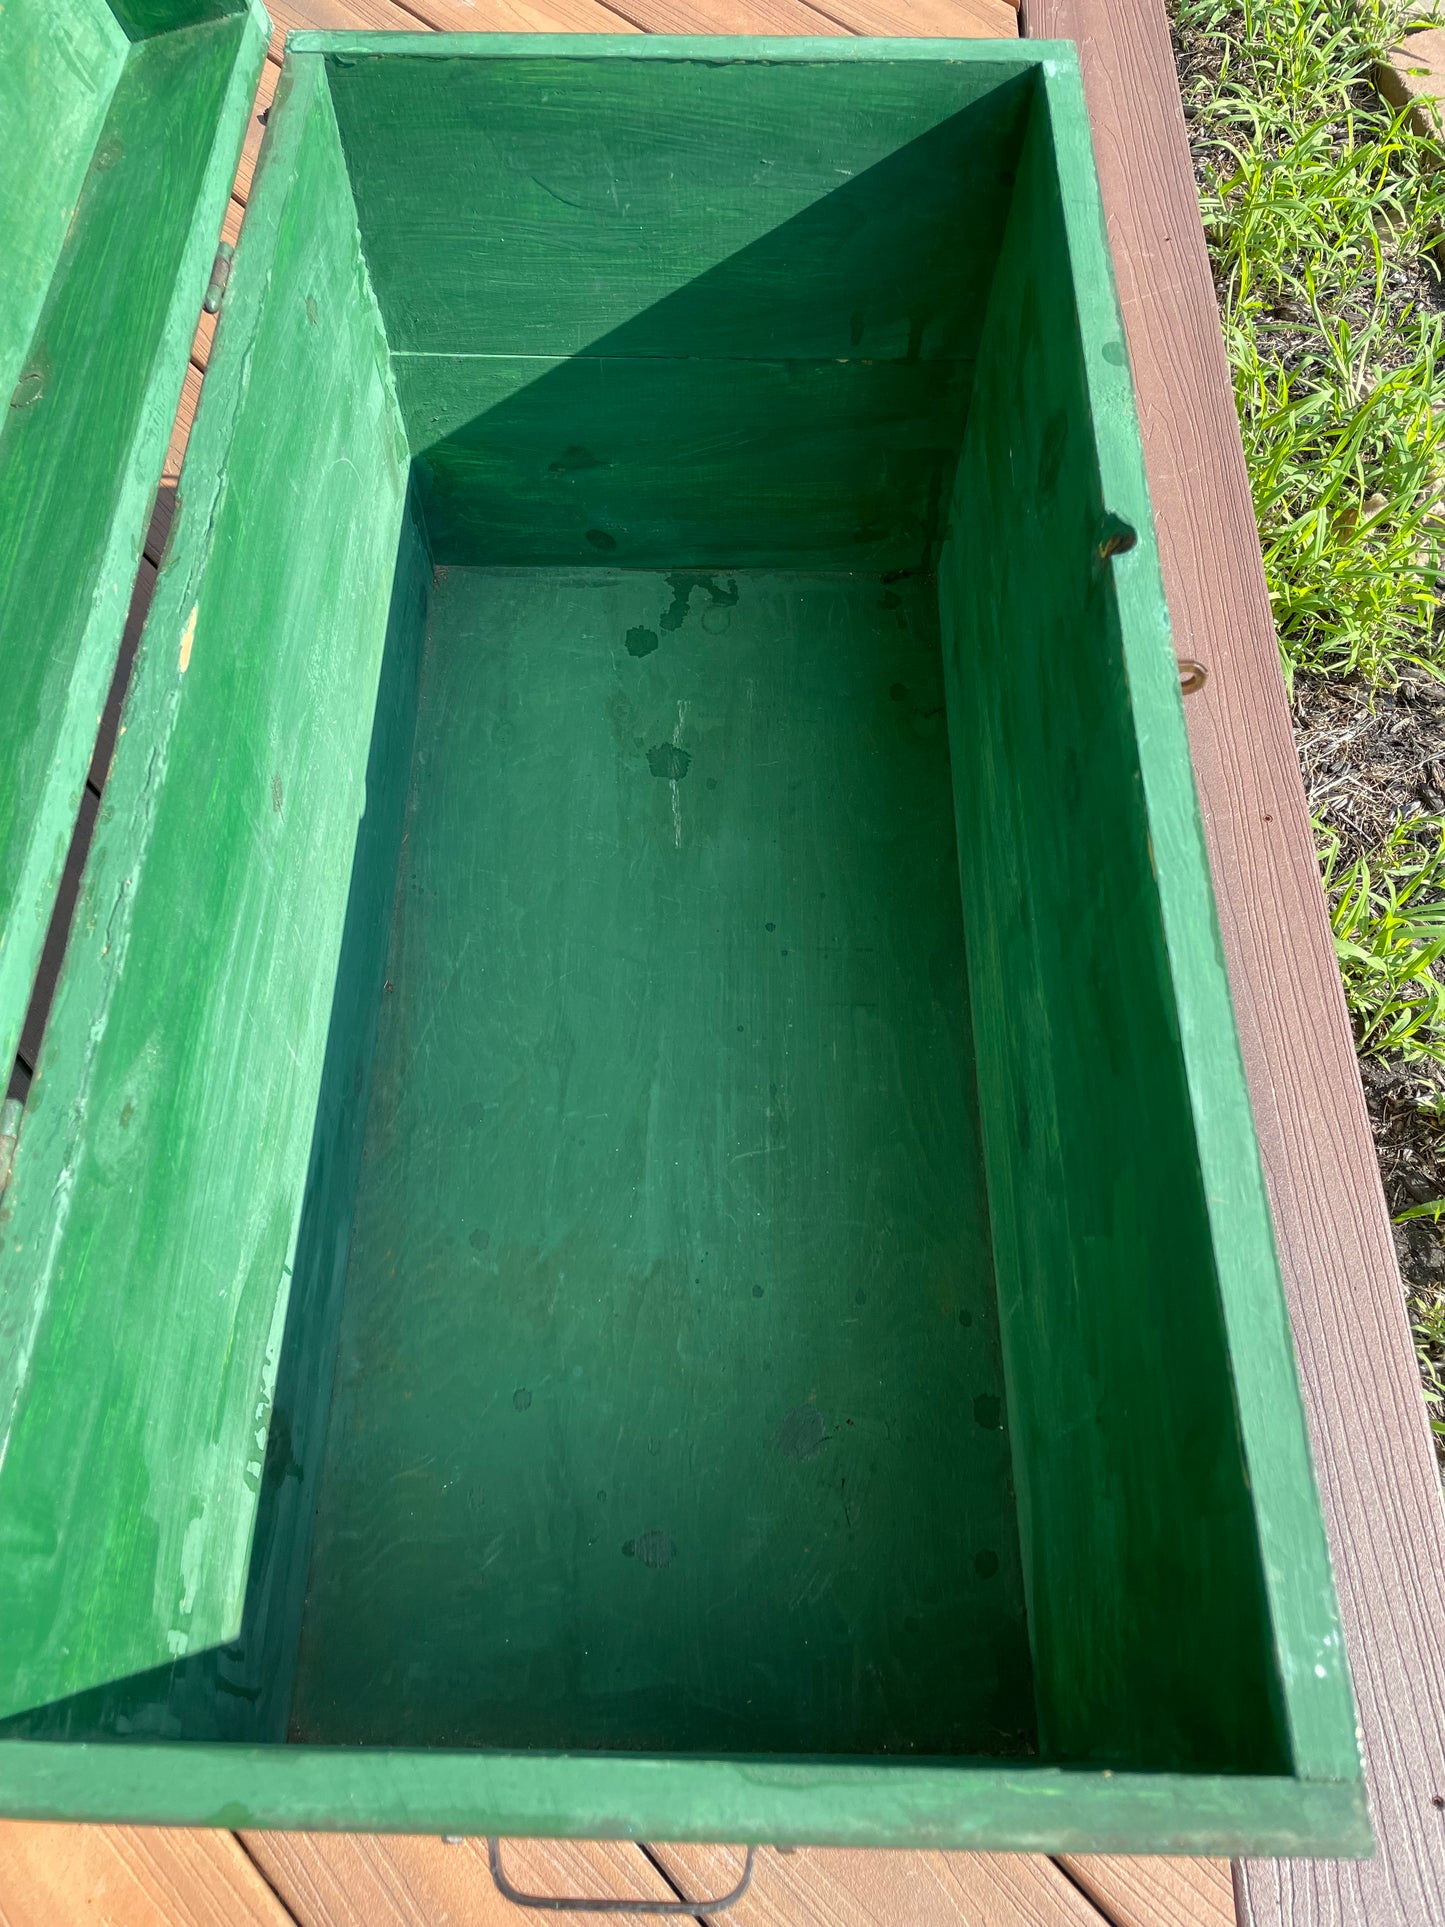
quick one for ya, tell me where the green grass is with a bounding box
[1320,817,1445,1059]
[1174,0,1445,1447]
[1179,0,1445,684]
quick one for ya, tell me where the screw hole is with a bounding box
[1179,659,1208,695]
[1097,513,1137,560]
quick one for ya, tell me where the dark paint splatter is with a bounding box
[959,1308,974,1328]
[854,1289,867,1306]
[625,625,658,658]
[264,1411,302,1487]
[660,573,740,633]
[550,445,607,473]
[624,1529,675,1568]
[777,1406,828,1462]
[513,1388,533,1411]
[647,743,691,781]
[585,527,617,552]
[764,921,776,933]
[973,1393,1002,1431]
[974,1548,1000,1579]
[889,682,909,703]
[470,1228,490,1250]
[752,1285,765,1300]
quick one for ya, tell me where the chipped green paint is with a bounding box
[0,37,1368,1854]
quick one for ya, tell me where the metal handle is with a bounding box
[486,1841,756,1917]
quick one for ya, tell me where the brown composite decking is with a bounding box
[2,0,1440,1921]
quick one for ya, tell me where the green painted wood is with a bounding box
[0,1741,1370,1855]
[288,564,1031,1757]
[0,46,406,1720]
[0,2,127,421]
[0,37,1367,1853]
[109,1,248,40]
[408,356,972,569]
[320,47,1034,361]
[938,61,1360,1787]
[1038,55,1363,1793]
[0,0,267,1092]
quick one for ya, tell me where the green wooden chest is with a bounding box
[0,27,1371,1858]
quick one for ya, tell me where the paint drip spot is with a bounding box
[179,605,197,674]
[974,1548,1000,1579]
[777,1406,828,1462]
[626,624,659,658]
[470,1228,490,1250]
[306,295,318,326]
[660,573,739,633]
[959,1308,974,1328]
[550,445,606,473]
[513,1388,532,1411]
[765,921,776,933]
[752,1285,764,1299]
[973,1393,1002,1431]
[623,1529,675,1568]
[647,743,691,781]
[271,774,284,815]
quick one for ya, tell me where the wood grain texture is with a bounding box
[655,1843,1106,1926]
[1060,1855,1234,1927]
[817,0,1016,36]
[607,0,848,34]
[287,566,1032,1758]
[0,9,1293,1925]
[0,1822,293,1927]
[0,49,409,1719]
[1019,0,1445,1918]
[0,4,266,1132]
[241,1835,678,1925]
[940,63,1319,1783]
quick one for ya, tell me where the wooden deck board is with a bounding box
[1020,0,1445,1923]
[1060,1856,1236,1927]
[0,1822,295,1927]
[242,1836,681,1925]
[654,1844,1125,1926]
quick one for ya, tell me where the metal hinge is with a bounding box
[202,242,235,316]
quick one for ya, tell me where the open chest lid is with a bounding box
[0,0,269,1093]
